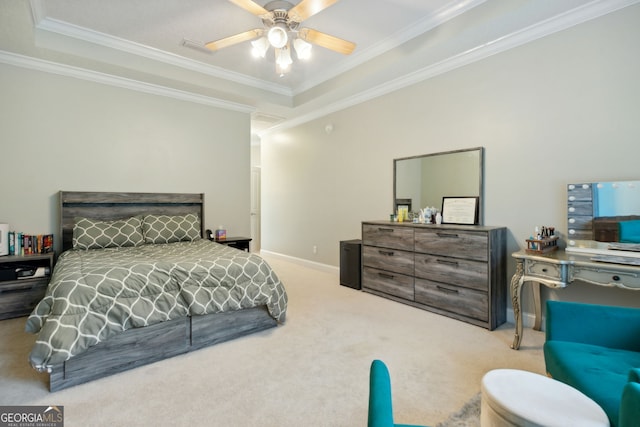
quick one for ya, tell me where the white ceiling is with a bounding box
[41,0,470,90]
[4,0,638,135]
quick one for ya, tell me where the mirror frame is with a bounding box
[393,147,484,225]
[567,180,640,244]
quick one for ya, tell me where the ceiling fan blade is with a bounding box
[228,0,269,16]
[205,29,263,51]
[298,28,355,55]
[288,0,339,22]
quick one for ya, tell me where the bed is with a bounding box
[25,191,287,391]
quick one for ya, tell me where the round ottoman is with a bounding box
[480,369,609,427]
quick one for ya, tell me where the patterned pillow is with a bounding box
[73,216,144,250]
[142,213,201,244]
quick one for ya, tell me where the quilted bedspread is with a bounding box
[25,239,287,370]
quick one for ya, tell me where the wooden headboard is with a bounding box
[60,191,205,252]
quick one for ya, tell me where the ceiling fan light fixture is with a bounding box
[293,38,312,60]
[251,36,269,58]
[275,46,293,70]
[210,0,357,76]
[267,25,288,49]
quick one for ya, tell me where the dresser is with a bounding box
[361,221,506,330]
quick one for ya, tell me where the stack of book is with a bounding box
[7,232,54,256]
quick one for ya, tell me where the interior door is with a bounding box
[250,166,261,252]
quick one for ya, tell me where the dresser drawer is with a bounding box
[573,265,640,289]
[363,224,414,251]
[0,279,48,320]
[415,278,488,322]
[414,254,487,292]
[524,259,565,281]
[414,229,488,261]
[362,245,413,275]
[362,266,414,300]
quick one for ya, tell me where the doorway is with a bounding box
[250,166,261,252]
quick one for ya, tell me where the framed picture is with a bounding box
[441,197,479,225]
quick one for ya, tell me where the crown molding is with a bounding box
[19,0,640,136]
[292,0,487,94]
[0,50,254,113]
[29,1,292,97]
[28,0,485,98]
[261,0,640,136]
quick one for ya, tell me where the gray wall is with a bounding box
[260,5,640,311]
[0,63,251,253]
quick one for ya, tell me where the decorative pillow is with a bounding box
[619,220,640,244]
[142,213,201,244]
[73,216,144,250]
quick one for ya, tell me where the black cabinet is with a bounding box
[0,253,54,320]
[340,239,361,290]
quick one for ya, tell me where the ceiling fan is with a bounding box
[204,0,356,74]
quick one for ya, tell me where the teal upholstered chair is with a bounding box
[544,301,640,427]
[620,368,640,425]
[368,360,428,427]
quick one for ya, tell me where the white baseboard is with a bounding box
[259,250,339,274]
[506,307,541,330]
[260,249,544,329]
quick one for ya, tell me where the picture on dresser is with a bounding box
[441,196,479,225]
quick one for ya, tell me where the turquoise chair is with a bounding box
[368,360,428,427]
[544,301,640,426]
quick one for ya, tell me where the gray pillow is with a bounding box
[73,216,144,250]
[142,213,201,244]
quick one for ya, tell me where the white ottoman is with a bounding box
[481,369,609,427]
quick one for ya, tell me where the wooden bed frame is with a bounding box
[45,191,277,391]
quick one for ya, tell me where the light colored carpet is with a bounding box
[0,254,545,426]
[436,393,480,427]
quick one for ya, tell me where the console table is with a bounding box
[510,249,640,349]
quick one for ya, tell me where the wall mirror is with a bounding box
[394,147,484,224]
[568,180,640,244]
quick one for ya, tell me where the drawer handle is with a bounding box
[0,286,38,295]
[542,268,548,273]
[379,250,394,256]
[436,285,459,294]
[378,228,395,232]
[436,233,459,238]
[378,272,395,279]
[436,259,459,266]
[612,275,620,281]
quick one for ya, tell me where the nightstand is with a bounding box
[212,237,252,252]
[0,253,54,320]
